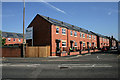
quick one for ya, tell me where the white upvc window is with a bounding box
[89,42,91,47]
[83,42,85,47]
[103,38,104,41]
[62,41,66,47]
[80,33,82,37]
[74,32,77,37]
[94,43,96,47]
[56,27,59,34]
[74,42,77,47]
[18,39,21,42]
[82,33,85,38]
[105,39,106,42]
[8,38,11,41]
[62,28,66,35]
[89,35,91,39]
[87,34,89,39]
[94,36,95,40]
[92,35,94,39]
[70,31,72,36]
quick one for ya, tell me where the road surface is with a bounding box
[1,50,120,79]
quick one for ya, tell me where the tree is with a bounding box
[0,30,2,46]
[0,30,6,46]
[2,38,6,45]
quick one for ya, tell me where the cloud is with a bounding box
[106,8,120,15]
[40,0,67,15]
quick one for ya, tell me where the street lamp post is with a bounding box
[23,0,25,57]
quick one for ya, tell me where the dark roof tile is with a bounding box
[39,14,95,35]
[2,32,23,38]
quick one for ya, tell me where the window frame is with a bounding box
[82,33,85,38]
[94,36,95,40]
[70,31,72,36]
[62,28,66,35]
[8,38,11,41]
[89,42,91,47]
[92,35,94,39]
[56,27,59,34]
[18,39,21,42]
[83,42,85,47]
[80,32,82,37]
[74,42,77,47]
[74,31,77,37]
[89,35,91,39]
[87,34,89,39]
[62,41,66,47]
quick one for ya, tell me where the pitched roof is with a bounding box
[38,14,94,35]
[90,31,108,39]
[2,31,23,38]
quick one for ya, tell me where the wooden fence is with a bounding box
[2,47,21,57]
[25,46,50,57]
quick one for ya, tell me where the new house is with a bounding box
[90,31,110,49]
[27,14,98,56]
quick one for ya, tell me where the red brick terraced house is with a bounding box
[27,14,98,56]
[90,31,110,49]
[2,32,24,45]
[107,36,118,48]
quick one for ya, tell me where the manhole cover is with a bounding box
[59,66,69,69]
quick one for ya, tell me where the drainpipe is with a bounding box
[80,41,82,54]
[67,28,69,55]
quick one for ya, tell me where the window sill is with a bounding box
[62,46,66,47]
[62,34,66,35]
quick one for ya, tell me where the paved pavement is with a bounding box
[1,50,120,79]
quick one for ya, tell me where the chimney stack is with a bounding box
[47,17,49,20]
[111,36,113,39]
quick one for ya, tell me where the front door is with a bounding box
[87,42,89,49]
[70,42,73,49]
[56,42,60,54]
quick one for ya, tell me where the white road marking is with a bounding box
[58,64,112,68]
[48,56,59,58]
[66,55,82,59]
[97,56,100,59]
[0,64,41,67]
[85,53,91,56]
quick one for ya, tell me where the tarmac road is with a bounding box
[1,50,120,79]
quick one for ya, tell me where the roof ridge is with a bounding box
[2,31,23,34]
[38,14,89,33]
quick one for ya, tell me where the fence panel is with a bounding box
[26,46,50,57]
[2,47,21,57]
[26,47,38,57]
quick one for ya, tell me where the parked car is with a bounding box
[110,47,117,50]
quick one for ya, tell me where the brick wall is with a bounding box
[99,37,109,49]
[51,25,67,54]
[51,25,98,56]
[27,14,51,46]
